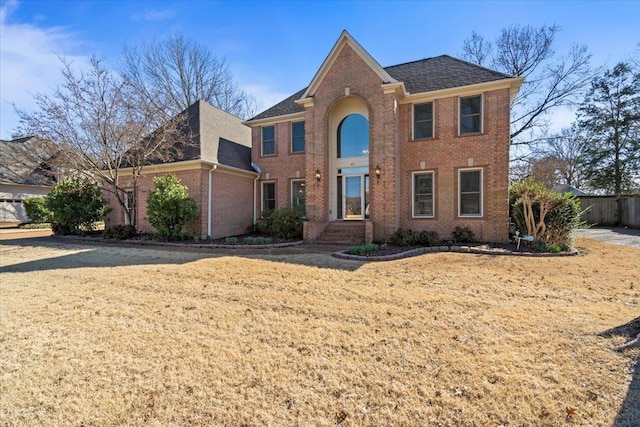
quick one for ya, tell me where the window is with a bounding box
[262,125,275,156]
[291,121,305,153]
[412,172,434,217]
[262,182,276,211]
[337,114,369,158]
[291,179,306,216]
[124,189,134,225]
[459,169,482,216]
[413,102,433,139]
[459,95,482,135]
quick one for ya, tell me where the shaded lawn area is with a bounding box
[0,237,638,426]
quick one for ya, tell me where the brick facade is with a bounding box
[107,32,518,244]
[105,165,256,239]
[248,32,518,243]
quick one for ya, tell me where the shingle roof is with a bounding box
[249,87,307,121]
[385,55,512,93]
[247,55,513,122]
[0,136,58,187]
[142,100,253,171]
[217,137,252,171]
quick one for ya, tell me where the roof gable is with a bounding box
[247,33,520,123]
[299,30,398,101]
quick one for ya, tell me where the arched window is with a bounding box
[337,114,369,158]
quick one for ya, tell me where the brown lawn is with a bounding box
[0,237,638,426]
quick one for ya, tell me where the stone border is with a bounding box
[52,235,305,250]
[333,245,579,262]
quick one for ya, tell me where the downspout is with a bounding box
[251,162,263,226]
[207,164,218,237]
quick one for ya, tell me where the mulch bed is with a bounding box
[335,241,580,261]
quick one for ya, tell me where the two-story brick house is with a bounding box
[245,31,522,243]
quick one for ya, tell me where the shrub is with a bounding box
[225,237,238,245]
[347,244,379,255]
[146,174,198,241]
[391,228,439,247]
[47,177,104,235]
[452,226,475,243]
[391,228,415,247]
[103,224,137,240]
[270,207,304,239]
[255,210,274,235]
[243,236,255,245]
[510,181,582,249]
[543,192,582,248]
[23,197,52,223]
[416,230,439,246]
[254,236,272,245]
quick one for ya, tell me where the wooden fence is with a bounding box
[579,196,640,228]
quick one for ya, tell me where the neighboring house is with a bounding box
[0,136,58,226]
[245,31,523,243]
[105,100,257,239]
[553,184,588,196]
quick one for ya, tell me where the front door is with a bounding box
[342,174,369,220]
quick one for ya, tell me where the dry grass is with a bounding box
[1,237,638,426]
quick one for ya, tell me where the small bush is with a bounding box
[452,226,475,243]
[103,224,137,240]
[391,228,439,247]
[416,230,439,246]
[391,228,415,247]
[548,244,562,253]
[270,207,304,239]
[23,197,52,223]
[255,210,274,235]
[47,177,104,235]
[347,244,379,255]
[243,236,255,245]
[254,236,272,245]
[146,174,198,241]
[225,237,238,245]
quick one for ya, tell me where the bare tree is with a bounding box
[532,126,588,188]
[461,24,595,147]
[461,31,492,66]
[122,34,258,119]
[14,57,190,227]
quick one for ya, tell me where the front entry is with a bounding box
[337,172,369,220]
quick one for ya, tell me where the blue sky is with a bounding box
[1,0,638,139]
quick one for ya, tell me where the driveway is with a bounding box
[574,226,640,248]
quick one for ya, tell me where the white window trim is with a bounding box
[261,125,276,157]
[458,94,483,136]
[291,121,305,154]
[412,102,434,140]
[261,181,276,212]
[411,171,435,218]
[458,167,483,217]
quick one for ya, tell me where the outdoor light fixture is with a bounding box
[375,165,381,180]
[315,169,321,182]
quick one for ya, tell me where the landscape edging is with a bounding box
[333,245,579,262]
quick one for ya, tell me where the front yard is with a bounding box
[0,237,638,426]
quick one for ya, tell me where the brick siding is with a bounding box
[250,45,512,243]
